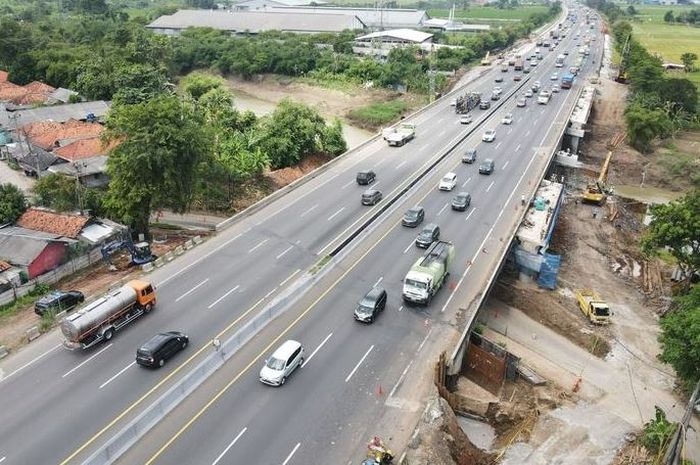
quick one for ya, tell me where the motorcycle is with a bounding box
[363,437,394,464]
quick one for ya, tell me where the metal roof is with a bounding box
[0,226,73,266]
[355,28,433,43]
[147,9,365,33]
[269,6,428,27]
[0,101,110,130]
[235,0,327,7]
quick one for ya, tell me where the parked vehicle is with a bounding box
[136,331,188,368]
[354,286,387,323]
[382,123,415,147]
[403,241,454,305]
[356,170,376,185]
[576,289,611,324]
[61,280,156,349]
[260,340,304,386]
[35,290,84,316]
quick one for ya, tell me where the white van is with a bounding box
[259,340,304,386]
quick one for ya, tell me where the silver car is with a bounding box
[260,340,304,386]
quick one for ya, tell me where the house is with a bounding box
[48,155,110,188]
[0,100,110,130]
[0,226,74,279]
[20,119,104,151]
[147,9,365,35]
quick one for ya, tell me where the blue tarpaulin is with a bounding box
[537,252,561,289]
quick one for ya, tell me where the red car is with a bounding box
[513,74,522,81]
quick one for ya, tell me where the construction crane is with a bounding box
[481,51,492,66]
[615,34,631,84]
[581,132,625,205]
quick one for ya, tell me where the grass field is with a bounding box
[634,5,695,22]
[428,5,549,21]
[630,8,700,89]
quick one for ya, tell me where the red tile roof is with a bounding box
[53,137,117,162]
[0,260,12,272]
[17,208,90,239]
[0,79,56,105]
[21,119,104,150]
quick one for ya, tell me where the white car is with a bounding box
[552,84,561,93]
[482,129,496,142]
[550,73,559,81]
[439,172,457,191]
[460,114,472,124]
[450,99,457,106]
[525,89,534,98]
[502,114,514,125]
[493,86,503,96]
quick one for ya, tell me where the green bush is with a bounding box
[348,101,409,127]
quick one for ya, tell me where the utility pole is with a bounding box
[428,44,436,102]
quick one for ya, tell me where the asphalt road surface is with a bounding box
[0,7,604,465]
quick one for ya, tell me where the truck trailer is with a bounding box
[575,289,611,324]
[561,73,575,89]
[402,241,454,305]
[61,280,157,349]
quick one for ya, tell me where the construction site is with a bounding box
[400,46,699,465]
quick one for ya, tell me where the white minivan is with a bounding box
[260,340,304,386]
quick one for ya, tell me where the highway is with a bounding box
[0,8,603,465]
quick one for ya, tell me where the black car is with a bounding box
[416,223,440,248]
[361,189,382,206]
[136,331,189,368]
[402,206,425,227]
[479,159,495,175]
[356,170,376,185]
[479,100,491,110]
[462,149,477,164]
[451,192,472,211]
[34,290,84,316]
[354,286,387,323]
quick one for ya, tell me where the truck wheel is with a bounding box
[158,358,165,367]
[144,303,153,314]
[103,329,114,341]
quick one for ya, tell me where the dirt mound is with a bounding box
[265,153,332,189]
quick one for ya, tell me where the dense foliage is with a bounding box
[0,183,27,224]
[658,284,700,386]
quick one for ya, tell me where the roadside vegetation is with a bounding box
[348,101,410,127]
[428,5,550,23]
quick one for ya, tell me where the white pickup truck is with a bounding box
[383,123,416,147]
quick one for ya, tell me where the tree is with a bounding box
[181,72,225,101]
[657,78,698,115]
[628,57,664,94]
[663,10,674,22]
[0,183,27,224]
[626,5,637,15]
[32,174,78,212]
[658,284,700,384]
[641,189,700,291]
[625,104,672,153]
[321,119,347,156]
[103,96,212,235]
[680,52,698,72]
[112,64,169,105]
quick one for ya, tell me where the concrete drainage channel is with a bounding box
[83,49,546,465]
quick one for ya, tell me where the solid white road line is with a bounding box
[302,333,332,368]
[417,327,433,353]
[462,176,472,188]
[279,269,301,287]
[373,276,383,287]
[248,239,269,254]
[0,343,61,384]
[208,285,240,309]
[345,345,374,383]
[212,427,247,465]
[438,203,448,216]
[276,245,294,260]
[300,204,318,217]
[327,207,346,221]
[99,361,136,389]
[264,287,278,299]
[282,443,301,465]
[503,160,510,169]
[0,456,5,463]
[389,360,414,399]
[175,278,209,302]
[62,344,112,378]
[486,181,495,192]
[403,240,414,254]
[465,208,476,222]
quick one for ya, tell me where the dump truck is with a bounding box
[455,92,481,114]
[561,73,575,89]
[61,280,157,349]
[575,289,610,324]
[403,241,454,305]
[383,123,415,147]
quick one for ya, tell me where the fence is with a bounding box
[0,248,102,306]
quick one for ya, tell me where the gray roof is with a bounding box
[269,6,428,28]
[48,155,108,177]
[147,9,365,33]
[0,101,110,131]
[356,29,433,43]
[0,226,72,266]
[48,88,79,104]
[235,0,327,7]
[5,143,59,174]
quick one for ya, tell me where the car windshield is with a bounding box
[357,304,373,314]
[266,357,285,370]
[405,279,428,290]
[456,195,467,202]
[405,210,418,219]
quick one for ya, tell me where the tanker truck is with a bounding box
[61,280,157,349]
[402,241,454,305]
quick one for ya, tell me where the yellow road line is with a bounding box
[59,269,293,465]
[143,215,402,465]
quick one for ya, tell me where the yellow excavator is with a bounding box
[481,51,491,66]
[582,149,613,205]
